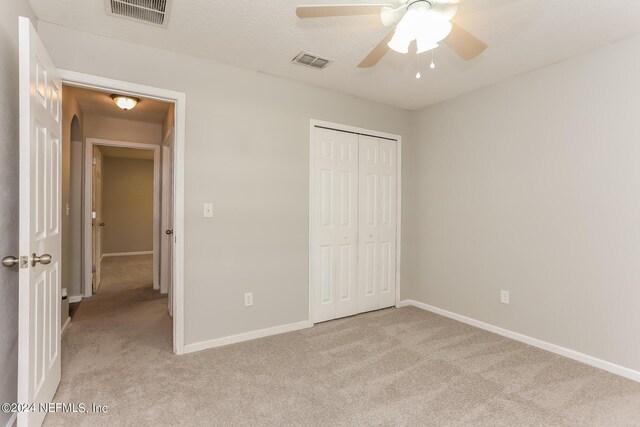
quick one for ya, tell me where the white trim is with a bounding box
[60,69,186,355]
[400,299,640,383]
[308,119,402,324]
[4,413,16,427]
[182,320,313,354]
[68,295,83,303]
[61,316,71,334]
[102,251,153,258]
[83,138,161,294]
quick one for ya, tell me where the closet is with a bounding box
[311,126,398,323]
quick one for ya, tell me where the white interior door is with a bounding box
[358,135,398,313]
[358,135,380,312]
[377,139,397,308]
[161,136,174,303]
[312,127,359,323]
[18,16,62,427]
[92,146,103,293]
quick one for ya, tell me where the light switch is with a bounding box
[203,203,213,218]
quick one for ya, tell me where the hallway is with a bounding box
[45,255,171,425]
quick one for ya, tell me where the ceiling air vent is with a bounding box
[292,52,332,69]
[105,0,172,28]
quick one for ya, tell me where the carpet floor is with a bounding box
[45,255,640,426]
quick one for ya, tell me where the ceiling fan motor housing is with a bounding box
[381,0,459,27]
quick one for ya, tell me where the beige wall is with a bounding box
[39,22,411,346]
[0,6,36,425]
[102,156,155,254]
[405,33,640,372]
[84,114,163,145]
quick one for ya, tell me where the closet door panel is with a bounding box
[358,135,380,313]
[314,128,338,322]
[378,139,397,308]
[335,133,359,318]
[313,128,358,322]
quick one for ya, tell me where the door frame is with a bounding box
[83,138,161,295]
[308,119,402,324]
[59,69,187,354]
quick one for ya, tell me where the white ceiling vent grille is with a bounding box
[292,52,332,70]
[106,0,172,28]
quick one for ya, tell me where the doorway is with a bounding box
[84,139,161,296]
[57,77,186,354]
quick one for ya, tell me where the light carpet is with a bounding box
[45,255,640,426]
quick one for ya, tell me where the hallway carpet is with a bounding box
[45,256,640,426]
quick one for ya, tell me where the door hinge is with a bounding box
[93,157,97,166]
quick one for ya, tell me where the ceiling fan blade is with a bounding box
[443,22,487,61]
[357,29,395,68]
[296,4,393,18]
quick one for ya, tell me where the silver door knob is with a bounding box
[2,256,19,268]
[31,253,52,267]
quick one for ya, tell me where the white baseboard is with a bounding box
[61,316,71,334]
[68,295,83,303]
[182,320,313,354]
[102,251,153,258]
[400,299,640,383]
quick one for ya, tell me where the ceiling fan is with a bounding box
[296,0,487,68]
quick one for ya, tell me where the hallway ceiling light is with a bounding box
[111,95,140,110]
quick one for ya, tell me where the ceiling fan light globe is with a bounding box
[387,33,411,54]
[416,39,439,54]
[387,17,414,54]
[420,10,453,43]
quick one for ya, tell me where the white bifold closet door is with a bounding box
[358,135,397,313]
[312,127,397,323]
[313,128,359,322]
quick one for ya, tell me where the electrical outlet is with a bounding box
[203,203,213,218]
[500,290,510,304]
[244,292,253,307]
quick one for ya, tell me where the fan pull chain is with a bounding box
[430,49,436,69]
[416,53,421,79]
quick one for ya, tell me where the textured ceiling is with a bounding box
[65,85,171,123]
[34,0,640,110]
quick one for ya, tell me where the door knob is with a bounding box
[2,256,19,268]
[31,253,52,267]
[165,229,173,235]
